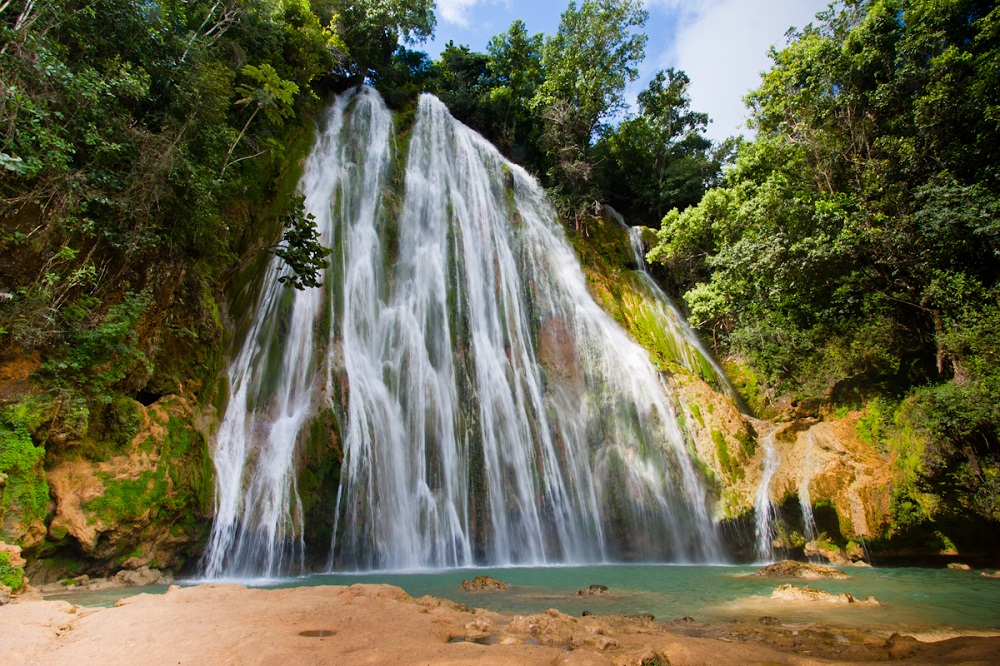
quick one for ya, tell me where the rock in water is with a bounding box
[577,584,609,596]
[459,576,510,592]
[753,560,851,580]
[947,562,971,570]
[771,584,879,605]
[980,570,1000,579]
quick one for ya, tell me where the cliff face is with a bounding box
[0,121,315,581]
[0,352,216,578]
[668,371,895,562]
[572,212,902,563]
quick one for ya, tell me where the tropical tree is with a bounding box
[596,69,718,222]
[647,0,1000,527]
[323,0,435,81]
[534,0,648,217]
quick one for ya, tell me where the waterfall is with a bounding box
[754,432,780,563]
[204,88,722,577]
[611,211,744,408]
[799,431,819,545]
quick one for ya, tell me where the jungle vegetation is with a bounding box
[1,0,997,555]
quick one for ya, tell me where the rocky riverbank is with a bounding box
[2,583,999,665]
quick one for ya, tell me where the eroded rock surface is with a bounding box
[771,583,879,605]
[754,560,851,580]
[459,575,511,592]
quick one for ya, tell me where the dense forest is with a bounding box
[647,0,1000,536]
[1,0,998,577]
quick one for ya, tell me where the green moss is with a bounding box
[712,428,729,464]
[0,403,50,543]
[735,428,757,458]
[723,358,769,418]
[298,408,343,552]
[712,429,744,481]
[0,551,25,591]
[856,396,893,450]
[83,407,213,546]
[689,403,704,427]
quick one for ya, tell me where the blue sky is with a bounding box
[423,0,830,142]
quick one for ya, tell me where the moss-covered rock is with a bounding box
[45,395,212,573]
[0,541,26,592]
[0,389,50,549]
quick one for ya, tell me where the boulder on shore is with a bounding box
[771,584,879,605]
[753,560,851,580]
[458,575,510,592]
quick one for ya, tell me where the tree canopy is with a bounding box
[648,0,1000,526]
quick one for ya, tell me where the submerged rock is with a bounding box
[771,584,879,605]
[577,584,609,596]
[458,575,510,592]
[753,560,851,580]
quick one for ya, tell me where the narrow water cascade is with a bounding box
[754,433,780,563]
[202,93,362,579]
[204,88,723,577]
[612,210,743,407]
[799,432,819,545]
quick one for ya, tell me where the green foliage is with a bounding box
[594,69,720,223]
[649,0,1000,415]
[42,291,152,403]
[0,550,25,591]
[484,20,545,161]
[537,0,648,138]
[856,397,893,450]
[0,0,341,369]
[536,0,648,211]
[84,413,211,527]
[0,402,50,541]
[272,195,331,290]
[327,0,435,80]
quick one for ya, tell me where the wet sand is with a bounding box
[2,583,999,665]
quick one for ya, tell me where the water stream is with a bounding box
[799,431,819,545]
[754,433,781,563]
[612,210,742,406]
[203,88,723,577]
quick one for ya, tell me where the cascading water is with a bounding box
[612,211,743,408]
[799,431,819,545]
[754,432,781,563]
[204,88,722,577]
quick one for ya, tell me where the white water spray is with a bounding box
[754,432,781,563]
[799,431,820,545]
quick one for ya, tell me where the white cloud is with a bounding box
[652,0,828,142]
[437,0,482,27]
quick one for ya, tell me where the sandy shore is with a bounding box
[2,583,999,665]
